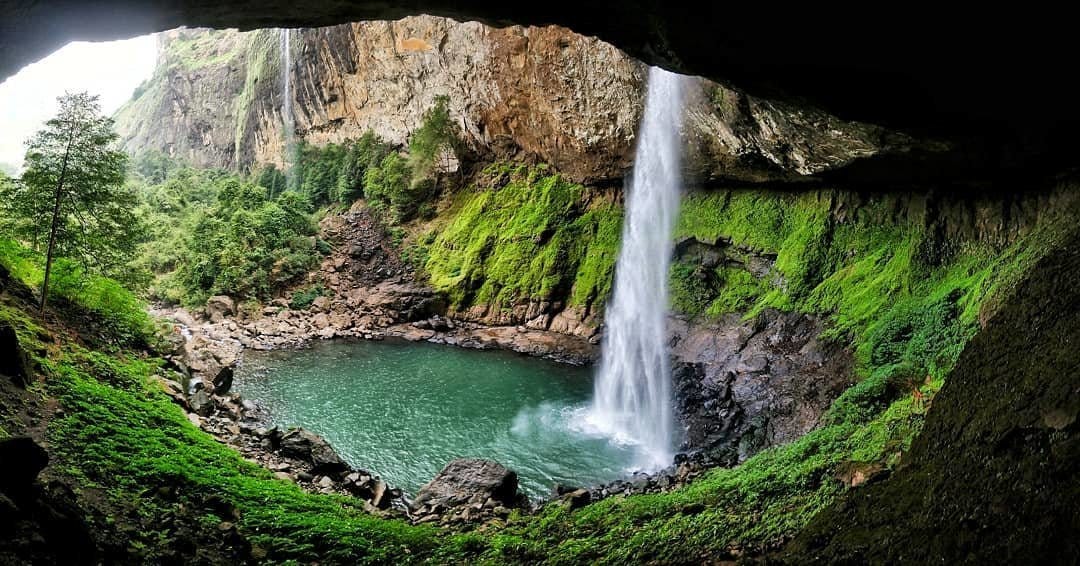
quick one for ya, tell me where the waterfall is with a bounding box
[279,28,297,191]
[588,67,687,470]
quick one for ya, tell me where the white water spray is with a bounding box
[279,28,297,191]
[588,67,687,470]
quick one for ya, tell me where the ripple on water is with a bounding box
[234,339,639,499]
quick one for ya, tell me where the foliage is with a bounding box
[253,163,287,199]
[289,284,325,310]
[336,131,392,203]
[0,92,144,296]
[423,164,621,312]
[673,189,1069,378]
[175,178,317,305]
[127,160,318,306]
[0,239,155,347]
[363,152,420,222]
[407,95,459,188]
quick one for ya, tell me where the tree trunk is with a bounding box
[39,128,74,312]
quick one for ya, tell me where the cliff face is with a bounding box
[115,17,903,184]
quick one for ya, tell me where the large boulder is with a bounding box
[279,428,349,475]
[0,437,48,492]
[205,295,236,323]
[0,322,30,387]
[411,458,521,511]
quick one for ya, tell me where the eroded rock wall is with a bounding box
[114,17,903,185]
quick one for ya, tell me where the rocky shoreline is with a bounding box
[148,202,855,526]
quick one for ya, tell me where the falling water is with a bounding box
[279,28,297,190]
[588,67,687,470]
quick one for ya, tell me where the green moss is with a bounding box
[674,189,1073,379]
[423,164,620,312]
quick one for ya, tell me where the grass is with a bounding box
[0,239,156,348]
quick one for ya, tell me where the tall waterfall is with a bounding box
[588,67,687,470]
[279,28,297,191]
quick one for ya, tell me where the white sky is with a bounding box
[0,34,158,173]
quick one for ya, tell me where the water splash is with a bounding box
[588,67,687,470]
[279,28,297,191]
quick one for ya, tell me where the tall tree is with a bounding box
[408,95,460,192]
[0,92,137,310]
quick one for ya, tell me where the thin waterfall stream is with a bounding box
[587,67,687,470]
[279,28,297,190]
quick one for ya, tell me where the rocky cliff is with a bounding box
[114,17,909,185]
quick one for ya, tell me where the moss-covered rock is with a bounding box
[780,223,1080,564]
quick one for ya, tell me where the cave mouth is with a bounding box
[234,338,639,499]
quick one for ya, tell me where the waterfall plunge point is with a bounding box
[588,67,688,471]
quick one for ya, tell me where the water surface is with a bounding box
[234,339,637,498]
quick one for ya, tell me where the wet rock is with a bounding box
[0,437,48,491]
[205,295,236,323]
[279,428,349,475]
[671,309,853,464]
[411,459,522,513]
[0,322,30,387]
[212,366,234,395]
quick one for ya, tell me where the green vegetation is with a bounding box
[0,239,154,348]
[45,347,441,564]
[422,164,621,312]
[0,92,142,309]
[172,177,318,306]
[288,284,326,310]
[162,30,244,72]
[289,97,457,221]
[672,189,1071,379]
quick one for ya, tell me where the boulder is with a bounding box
[279,428,349,475]
[205,295,236,323]
[411,458,521,511]
[0,322,30,387]
[212,365,234,395]
[311,296,330,312]
[189,389,216,416]
[0,437,49,492]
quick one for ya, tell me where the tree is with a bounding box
[0,92,138,310]
[408,95,459,193]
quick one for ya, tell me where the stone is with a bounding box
[411,458,521,513]
[559,488,591,510]
[212,365,234,395]
[311,296,330,312]
[205,295,236,323]
[0,322,30,387]
[0,437,49,492]
[189,389,216,416]
[370,479,388,509]
[279,428,349,475]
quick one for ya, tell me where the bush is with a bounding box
[289,285,325,310]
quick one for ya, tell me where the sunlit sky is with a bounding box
[0,35,158,174]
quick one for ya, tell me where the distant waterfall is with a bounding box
[588,67,687,470]
[279,28,297,191]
